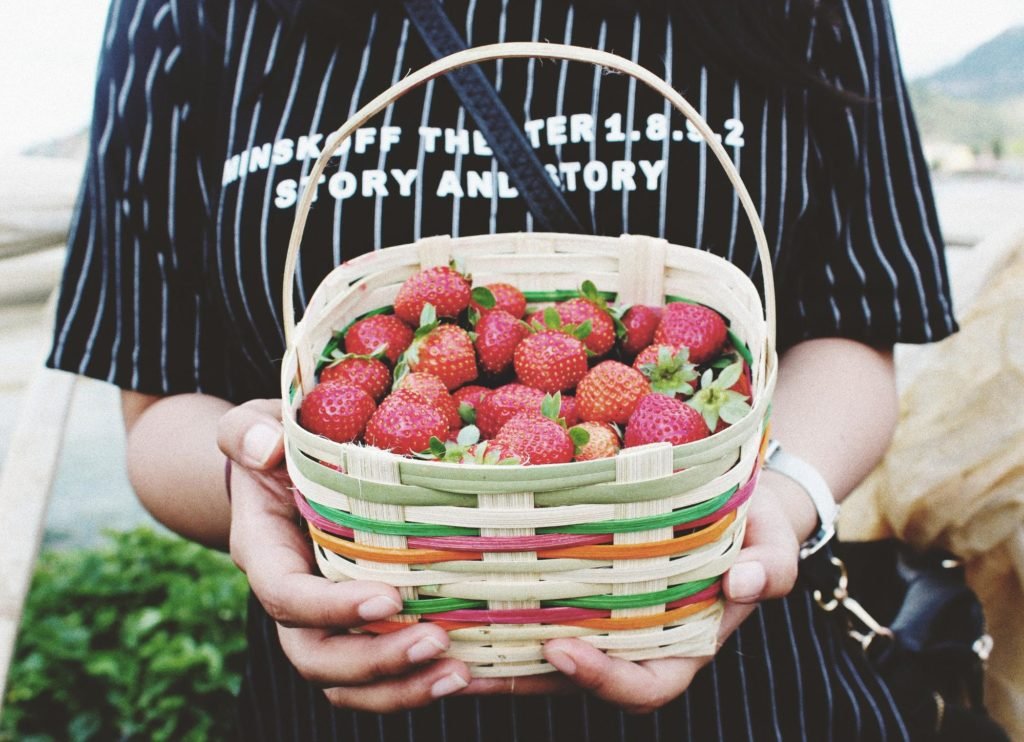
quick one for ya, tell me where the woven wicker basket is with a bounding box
[279,43,778,678]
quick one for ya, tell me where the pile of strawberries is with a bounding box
[299,264,753,465]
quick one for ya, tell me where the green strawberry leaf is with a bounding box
[541,392,562,421]
[467,306,481,328]
[543,307,562,330]
[458,401,477,424]
[569,426,591,450]
[720,399,752,424]
[456,425,481,446]
[571,319,593,340]
[579,280,604,305]
[715,361,743,391]
[428,437,448,458]
[700,368,715,389]
[471,286,496,310]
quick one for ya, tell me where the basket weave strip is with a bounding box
[311,524,743,588]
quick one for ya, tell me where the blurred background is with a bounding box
[2,0,1023,548]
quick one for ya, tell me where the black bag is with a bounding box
[800,539,1009,741]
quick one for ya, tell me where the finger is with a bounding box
[279,623,452,686]
[723,490,800,604]
[218,399,285,470]
[230,477,404,629]
[462,673,576,696]
[542,639,698,714]
[322,659,472,713]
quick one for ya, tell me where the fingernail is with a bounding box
[729,561,767,601]
[546,649,577,676]
[357,595,402,621]
[407,635,447,664]
[430,672,468,698]
[243,423,281,465]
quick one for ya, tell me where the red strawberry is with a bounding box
[400,306,478,391]
[364,388,448,455]
[513,330,589,393]
[653,303,728,363]
[633,344,700,397]
[394,372,461,429]
[559,394,581,427]
[464,440,522,465]
[572,421,621,461]
[576,361,651,424]
[320,354,391,401]
[471,282,527,318]
[554,299,616,357]
[475,383,546,438]
[452,384,491,425]
[620,305,663,356]
[624,392,711,447]
[494,413,576,465]
[299,381,376,443]
[344,314,413,365]
[393,265,472,325]
[474,309,530,374]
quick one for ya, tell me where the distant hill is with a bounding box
[909,26,1024,165]
[922,26,1024,102]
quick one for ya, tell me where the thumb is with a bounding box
[218,398,286,471]
[723,489,800,604]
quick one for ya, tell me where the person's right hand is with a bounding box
[217,399,473,712]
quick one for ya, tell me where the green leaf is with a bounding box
[456,425,481,446]
[569,426,591,449]
[418,303,437,328]
[543,307,562,330]
[541,392,562,421]
[458,401,477,424]
[572,319,592,340]
[700,369,714,389]
[580,280,601,302]
[467,306,481,328]
[720,399,751,424]
[716,361,743,391]
[471,286,496,309]
[428,437,447,457]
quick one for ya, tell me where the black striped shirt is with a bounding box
[48,0,955,738]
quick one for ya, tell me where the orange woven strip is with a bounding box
[562,597,720,630]
[308,523,482,564]
[535,511,737,560]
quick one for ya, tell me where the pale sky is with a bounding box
[1,0,1022,157]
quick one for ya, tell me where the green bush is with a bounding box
[1,528,249,742]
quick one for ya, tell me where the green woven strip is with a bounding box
[549,576,718,610]
[537,486,735,534]
[402,597,483,614]
[306,499,477,536]
[522,289,616,303]
[400,576,719,614]
[306,485,736,537]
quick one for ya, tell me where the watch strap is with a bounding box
[764,439,839,559]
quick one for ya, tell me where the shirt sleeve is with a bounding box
[779,0,958,349]
[46,0,231,398]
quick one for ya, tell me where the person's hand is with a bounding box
[217,400,473,712]
[462,482,803,713]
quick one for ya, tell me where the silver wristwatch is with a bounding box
[763,439,840,559]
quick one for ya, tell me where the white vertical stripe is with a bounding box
[726,82,742,262]
[694,66,708,248]
[158,251,170,392]
[489,0,510,234]
[259,26,307,346]
[163,45,180,73]
[374,19,410,251]
[333,12,379,263]
[105,0,126,49]
[658,16,673,239]
[152,3,171,30]
[756,607,785,741]
[554,5,574,167]
[709,661,724,739]
[54,205,98,367]
[523,0,544,232]
[732,628,756,740]
[838,648,887,738]
[621,12,641,232]
[753,97,768,279]
[223,0,237,67]
[169,0,179,34]
[780,597,808,742]
[801,592,835,742]
[413,80,436,242]
[450,0,478,238]
[773,96,788,263]
[126,0,148,44]
[137,48,164,182]
[588,20,608,233]
[116,54,136,116]
[168,102,180,267]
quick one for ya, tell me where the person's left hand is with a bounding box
[461,483,802,713]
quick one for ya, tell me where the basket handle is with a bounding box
[283,42,776,350]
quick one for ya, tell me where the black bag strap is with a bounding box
[401,0,586,234]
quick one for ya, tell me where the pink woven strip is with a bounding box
[663,582,722,609]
